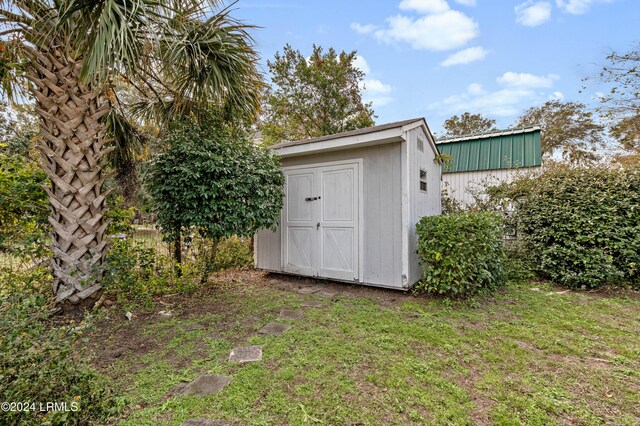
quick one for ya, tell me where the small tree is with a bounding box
[261,44,375,145]
[145,122,284,280]
[516,100,605,162]
[594,45,640,151]
[442,112,496,137]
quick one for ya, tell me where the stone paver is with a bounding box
[279,309,304,320]
[296,287,317,294]
[258,322,292,336]
[316,290,338,298]
[181,419,231,426]
[180,374,232,396]
[301,300,324,308]
[229,345,263,363]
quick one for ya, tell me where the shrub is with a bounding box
[102,237,198,310]
[502,165,640,289]
[0,268,123,425]
[214,235,253,270]
[415,212,505,297]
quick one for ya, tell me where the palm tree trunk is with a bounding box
[28,46,111,308]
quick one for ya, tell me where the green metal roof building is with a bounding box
[436,126,542,173]
[435,126,542,204]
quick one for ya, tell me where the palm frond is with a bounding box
[105,103,146,168]
[59,0,156,83]
[156,6,263,122]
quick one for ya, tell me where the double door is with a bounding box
[283,161,361,281]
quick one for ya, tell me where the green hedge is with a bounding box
[415,212,505,296]
[505,165,640,289]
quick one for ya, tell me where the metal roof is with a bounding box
[436,126,542,173]
[270,118,425,150]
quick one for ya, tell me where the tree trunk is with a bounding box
[28,46,111,308]
[200,238,219,284]
[173,237,182,277]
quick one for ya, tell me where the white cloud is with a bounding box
[496,71,559,88]
[354,56,394,108]
[556,0,612,14]
[467,83,485,95]
[549,91,565,100]
[453,0,476,5]
[352,1,479,52]
[362,79,394,107]
[429,87,541,116]
[440,46,488,66]
[374,11,479,51]
[351,22,378,34]
[428,71,561,117]
[515,1,552,26]
[353,56,370,74]
[363,79,392,94]
[399,0,450,14]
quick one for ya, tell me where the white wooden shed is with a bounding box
[254,118,441,290]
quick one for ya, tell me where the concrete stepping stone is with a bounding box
[182,419,230,426]
[258,322,291,336]
[280,308,304,320]
[316,290,338,298]
[296,287,317,294]
[180,374,232,396]
[301,300,324,308]
[229,345,262,363]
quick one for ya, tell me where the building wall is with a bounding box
[442,167,540,206]
[405,126,442,286]
[255,143,405,288]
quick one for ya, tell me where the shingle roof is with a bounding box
[270,118,425,150]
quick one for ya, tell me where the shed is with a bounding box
[436,126,542,206]
[254,118,441,290]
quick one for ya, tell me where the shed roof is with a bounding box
[270,118,425,150]
[436,126,542,173]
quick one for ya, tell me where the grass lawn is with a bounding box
[81,271,640,425]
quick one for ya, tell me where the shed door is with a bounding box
[283,162,360,281]
[318,164,359,281]
[283,170,316,276]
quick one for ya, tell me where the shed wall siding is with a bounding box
[255,144,404,287]
[406,127,442,285]
[442,167,539,206]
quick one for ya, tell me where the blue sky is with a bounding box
[234,0,638,134]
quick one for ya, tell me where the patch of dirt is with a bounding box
[259,271,418,305]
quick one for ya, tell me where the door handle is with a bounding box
[317,222,320,230]
[305,196,321,201]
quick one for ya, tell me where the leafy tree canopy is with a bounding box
[0,102,37,158]
[145,121,284,245]
[595,45,640,151]
[516,100,605,163]
[261,44,375,145]
[442,112,496,137]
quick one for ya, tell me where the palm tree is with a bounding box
[0,0,262,309]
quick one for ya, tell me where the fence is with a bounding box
[0,226,173,272]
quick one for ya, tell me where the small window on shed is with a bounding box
[417,137,424,152]
[419,169,427,193]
